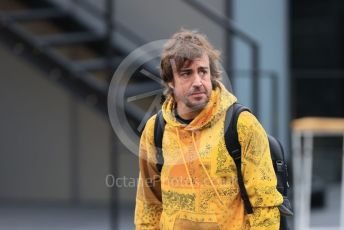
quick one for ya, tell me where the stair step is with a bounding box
[0,8,67,22]
[0,0,28,11]
[36,32,103,47]
[17,20,63,36]
[53,44,103,61]
[89,69,113,84]
[43,48,108,93]
[74,56,121,71]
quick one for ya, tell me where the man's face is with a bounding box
[168,53,213,117]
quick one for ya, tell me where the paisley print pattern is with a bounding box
[135,83,283,230]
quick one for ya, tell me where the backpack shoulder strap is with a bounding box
[224,102,253,214]
[154,110,165,173]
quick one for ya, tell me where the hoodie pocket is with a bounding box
[173,217,220,230]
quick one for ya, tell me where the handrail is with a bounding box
[182,0,260,117]
[71,0,146,46]
[183,0,258,46]
[230,69,279,137]
[71,0,261,116]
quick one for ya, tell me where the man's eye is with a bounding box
[200,70,208,75]
[181,72,191,77]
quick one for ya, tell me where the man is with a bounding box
[134,29,283,230]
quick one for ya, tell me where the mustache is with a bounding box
[187,87,207,96]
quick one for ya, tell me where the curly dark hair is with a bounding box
[160,29,222,96]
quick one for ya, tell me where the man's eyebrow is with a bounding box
[179,68,192,72]
[180,66,209,70]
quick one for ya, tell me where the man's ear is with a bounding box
[168,82,174,89]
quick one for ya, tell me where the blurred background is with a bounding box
[0,0,343,229]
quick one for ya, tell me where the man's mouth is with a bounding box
[190,91,206,96]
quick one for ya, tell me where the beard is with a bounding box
[182,86,211,112]
[184,99,209,112]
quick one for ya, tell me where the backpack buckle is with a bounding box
[231,149,241,160]
[276,160,284,172]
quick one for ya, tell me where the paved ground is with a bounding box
[0,184,341,229]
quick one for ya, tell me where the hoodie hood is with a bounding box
[136,82,283,230]
[161,81,237,131]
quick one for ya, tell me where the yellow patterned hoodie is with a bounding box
[135,82,283,230]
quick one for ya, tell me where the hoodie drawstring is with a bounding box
[175,128,195,191]
[175,127,224,206]
[191,132,224,206]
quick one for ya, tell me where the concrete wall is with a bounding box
[114,0,226,49]
[232,0,289,149]
[49,0,226,52]
[0,43,111,204]
[69,0,289,146]
[0,0,289,205]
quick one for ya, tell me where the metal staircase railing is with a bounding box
[183,0,261,117]
[0,2,279,229]
[0,0,122,115]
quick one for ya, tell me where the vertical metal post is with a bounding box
[340,134,344,228]
[224,0,233,89]
[106,0,115,79]
[105,2,118,229]
[106,0,114,51]
[302,132,313,230]
[251,44,259,118]
[271,72,279,137]
[110,132,119,230]
[69,96,79,204]
[290,72,298,119]
[292,131,302,230]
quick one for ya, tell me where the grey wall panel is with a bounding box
[0,44,71,201]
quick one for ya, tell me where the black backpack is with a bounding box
[153,103,293,229]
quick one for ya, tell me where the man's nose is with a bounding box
[192,73,202,86]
